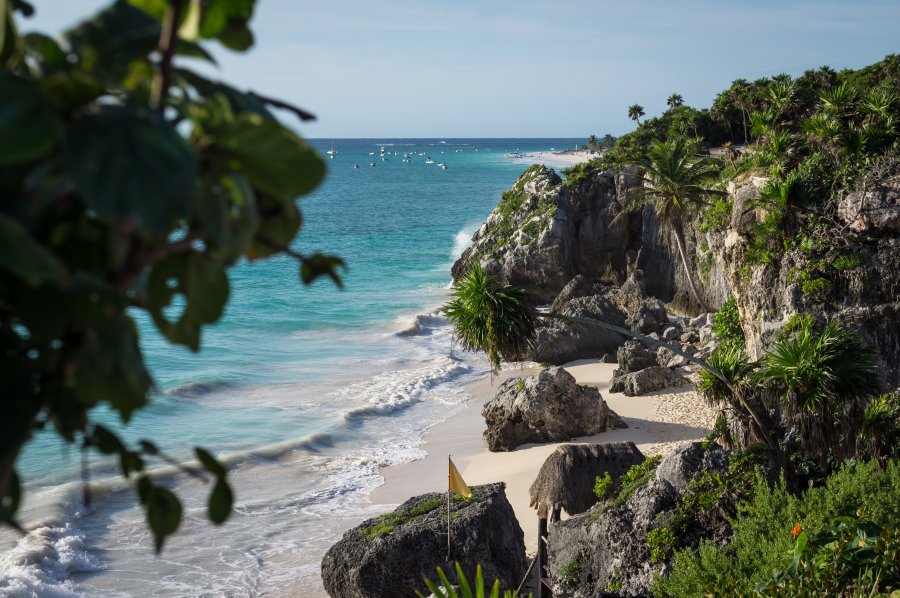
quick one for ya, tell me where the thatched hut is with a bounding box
[528,442,645,519]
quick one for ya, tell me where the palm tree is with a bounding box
[627,104,645,124]
[730,79,752,143]
[756,318,878,465]
[445,263,777,448]
[667,93,684,110]
[586,134,599,151]
[631,138,722,312]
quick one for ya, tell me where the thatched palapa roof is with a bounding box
[528,442,645,519]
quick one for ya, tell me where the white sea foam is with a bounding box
[451,224,479,259]
[394,311,446,337]
[0,522,104,598]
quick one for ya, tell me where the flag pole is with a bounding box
[447,455,451,562]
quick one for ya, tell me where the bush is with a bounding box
[711,296,745,350]
[655,459,900,596]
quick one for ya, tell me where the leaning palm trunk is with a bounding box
[670,215,711,312]
[445,263,777,448]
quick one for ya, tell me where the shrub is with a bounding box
[711,296,745,350]
[560,558,584,584]
[614,456,662,507]
[593,472,613,500]
[655,459,900,596]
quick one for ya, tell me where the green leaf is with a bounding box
[215,22,253,51]
[145,252,229,351]
[194,447,226,478]
[137,479,182,553]
[179,69,272,118]
[127,0,167,20]
[208,478,233,524]
[64,106,195,234]
[455,562,473,598]
[91,424,125,455]
[300,253,346,289]
[246,196,301,260]
[74,314,151,422]
[42,73,105,112]
[215,113,325,199]
[23,32,68,74]
[0,71,63,165]
[0,214,64,286]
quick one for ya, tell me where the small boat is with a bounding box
[439,163,447,170]
[370,162,376,167]
[368,152,375,156]
[380,145,386,156]
[425,157,434,164]
[326,140,336,157]
[353,164,360,169]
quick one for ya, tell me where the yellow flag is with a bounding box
[449,457,472,499]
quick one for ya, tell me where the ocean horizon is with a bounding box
[1,138,583,597]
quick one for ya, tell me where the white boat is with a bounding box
[425,158,434,164]
[380,145,386,156]
[326,140,336,157]
[368,152,375,156]
[439,163,447,170]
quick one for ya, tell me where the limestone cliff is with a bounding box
[451,162,730,313]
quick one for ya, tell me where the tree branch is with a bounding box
[151,0,186,110]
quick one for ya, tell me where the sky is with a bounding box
[25,0,900,138]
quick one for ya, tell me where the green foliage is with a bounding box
[832,253,862,271]
[562,158,604,189]
[648,526,677,563]
[712,296,745,350]
[444,262,537,372]
[358,497,444,541]
[698,195,732,232]
[614,456,662,507]
[858,392,900,465]
[560,557,584,583]
[756,319,878,463]
[593,471,613,500]
[417,563,530,598]
[656,459,900,597]
[758,511,900,596]
[799,277,832,302]
[0,0,345,551]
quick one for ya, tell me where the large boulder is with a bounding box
[530,292,628,364]
[546,443,734,596]
[482,367,623,452]
[625,297,668,334]
[614,340,657,376]
[321,483,526,598]
[609,366,689,396]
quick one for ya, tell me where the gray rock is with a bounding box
[550,275,608,313]
[530,292,628,364]
[614,340,657,376]
[699,324,714,344]
[680,331,699,344]
[482,367,622,451]
[626,297,669,334]
[662,326,680,341]
[838,175,900,232]
[322,483,526,598]
[689,313,712,328]
[610,366,689,396]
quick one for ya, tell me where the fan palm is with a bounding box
[627,104,645,124]
[631,138,723,312]
[756,319,878,464]
[667,93,684,109]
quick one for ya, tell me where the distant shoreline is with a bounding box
[505,149,601,168]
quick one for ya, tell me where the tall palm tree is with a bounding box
[667,93,684,110]
[632,139,723,312]
[627,104,645,124]
[587,134,599,151]
[730,79,752,143]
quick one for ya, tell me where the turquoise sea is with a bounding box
[0,138,581,597]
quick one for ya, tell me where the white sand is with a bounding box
[507,150,600,168]
[368,360,718,552]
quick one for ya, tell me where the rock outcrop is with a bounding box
[452,162,729,313]
[610,366,689,396]
[530,290,628,364]
[546,443,731,597]
[321,483,526,598]
[482,367,624,452]
[712,174,900,388]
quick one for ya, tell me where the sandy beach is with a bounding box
[507,149,600,169]
[369,359,718,552]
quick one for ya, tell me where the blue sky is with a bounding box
[27,0,900,138]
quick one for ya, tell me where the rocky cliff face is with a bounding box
[712,175,900,388]
[451,162,729,313]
